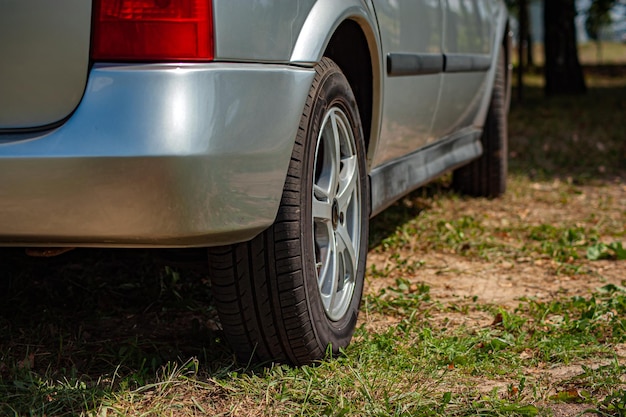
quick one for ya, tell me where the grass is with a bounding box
[1,71,625,415]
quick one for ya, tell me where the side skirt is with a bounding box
[369,129,482,216]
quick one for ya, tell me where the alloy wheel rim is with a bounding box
[312,106,361,321]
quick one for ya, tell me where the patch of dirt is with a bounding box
[365,179,625,308]
[366,253,623,308]
[546,403,596,417]
[529,362,613,381]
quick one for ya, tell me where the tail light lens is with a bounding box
[92,0,213,61]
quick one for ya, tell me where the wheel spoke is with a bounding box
[336,154,358,213]
[315,217,333,278]
[329,251,345,315]
[312,185,333,222]
[328,230,353,318]
[328,112,342,199]
[335,222,358,277]
[318,231,338,312]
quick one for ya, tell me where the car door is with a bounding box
[430,0,496,138]
[370,0,444,168]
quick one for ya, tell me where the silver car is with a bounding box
[0,0,510,365]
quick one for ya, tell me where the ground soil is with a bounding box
[366,252,624,309]
[364,180,625,308]
[361,179,625,413]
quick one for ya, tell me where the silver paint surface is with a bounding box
[0,64,314,246]
[370,0,444,167]
[432,0,496,139]
[0,0,509,246]
[213,0,315,62]
[0,0,91,129]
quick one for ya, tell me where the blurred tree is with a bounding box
[544,0,587,94]
[505,0,624,95]
[585,0,616,62]
[505,0,532,100]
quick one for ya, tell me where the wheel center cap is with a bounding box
[331,199,339,229]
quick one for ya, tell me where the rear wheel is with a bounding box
[452,50,508,198]
[208,58,369,365]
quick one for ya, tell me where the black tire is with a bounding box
[452,50,508,198]
[208,58,369,366]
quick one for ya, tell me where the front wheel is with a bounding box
[208,57,369,366]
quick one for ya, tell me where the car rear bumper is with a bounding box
[0,63,315,247]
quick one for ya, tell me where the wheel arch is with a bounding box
[290,0,383,172]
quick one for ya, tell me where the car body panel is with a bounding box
[214,0,387,173]
[443,0,494,55]
[0,0,509,247]
[431,0,496,139]
[0,0,91,129]
[290,0,386,172]
[369,0,508,214]
[213,0,316,62]
[463,2,510,130]
[289,0,378,64]
[370,0,444,167]
[0,63,314,246]
[431,71,489,139]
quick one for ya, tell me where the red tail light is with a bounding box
[92,0,213,61]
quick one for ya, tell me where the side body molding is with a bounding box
[369,130,482,216]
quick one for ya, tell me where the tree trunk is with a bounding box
[518,0,528,101]
[543,0,587,95]
[527,32,534,67]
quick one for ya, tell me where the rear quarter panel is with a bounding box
[0,0,91,129]
[213,0,316,62]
